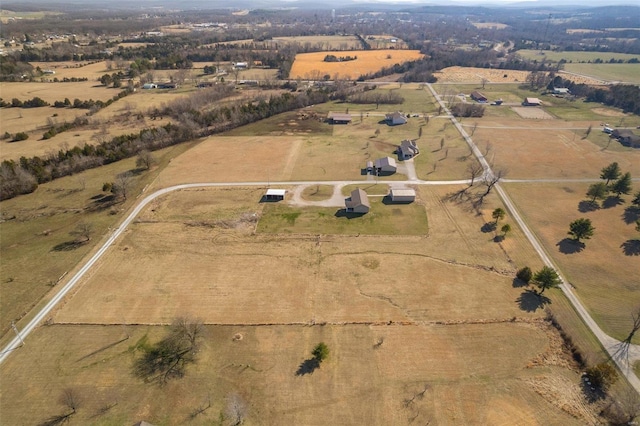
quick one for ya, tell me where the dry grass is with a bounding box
[289,49,424,80]
[434,66,604,85]
[504,182,640,342]
[0,81,118,104]
[472,22,509,29]
[512,107,555,120]
[29,60,117,80]
[302,185,335,201]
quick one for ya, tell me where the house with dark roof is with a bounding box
[397,139,419,160]
[612,129,640,147]
[374,157,397,174]
[385,111,407,126]
[327,112,352,124]
[470,91,487,102]
[345,188,370,214]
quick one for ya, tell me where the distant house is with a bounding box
[553,87,570,95]
[142,83,157,89]
[345,188,370,214]
[389,188,416,203]
[42,69,56,75]
[327,112,352,124]
[612,129,640,147]
[385,111,407,126]
[264,189,286,201]
[470,91,487,102]
[233,62,248,69]
[374,157,397,174]
[398,139,419,160]
[157,82,177,89]
[523,97,542,106]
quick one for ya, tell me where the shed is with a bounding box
[374,157,397,174]
[553,87,570,95]
[398,139,419,160]
[470,91,487,102]
[233,62,248,69]
[327,112,352,124]
[390,188,416,203]
[523,97,542,106]
[366,161,374,173]
[265,189,286,201]
[142,83,157,89]
[345,188,370,214]
[385,112,407,126]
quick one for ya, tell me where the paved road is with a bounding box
[1,89,639,394]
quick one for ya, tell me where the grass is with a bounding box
[302,185,335,201]
[257,198,428,235]
[341,183,389,196]
[516,50,640,63]
[563,63,640,83]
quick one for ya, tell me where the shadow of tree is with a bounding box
[602,196,624,209]
[556,238,585,254]
[621,240,640,256]
[335,209,366,219]
[578,200,600,213]
[296,358,320,376]
[493,235,505,243]
[52,240,86,252]
[580,374,606,403]
[512,278,529,288]
[517,290,551,312]
[481,222,496,233]
[622,206,640,224]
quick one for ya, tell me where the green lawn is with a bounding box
[516,49,640,63]
[563,63,640,83]
[257,199,428,235]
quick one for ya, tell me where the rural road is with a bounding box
[1,88,639,395]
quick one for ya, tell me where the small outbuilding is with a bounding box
[327,112,352,124]
[389,188,416,203]
[385,111,407,126]
[523,97,542,106]
[345,188,370,214]
[470,91,488,102]
[374,157,397,174]
[264,189,286,201]
[553,87,570,95]
[398,139,419,160]
[142,83,157,89]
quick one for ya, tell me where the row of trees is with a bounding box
[587,162,634,206]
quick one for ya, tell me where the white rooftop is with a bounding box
[266,189,286,196]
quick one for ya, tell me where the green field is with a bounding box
[516,49,640,63]
[563,63,640,83]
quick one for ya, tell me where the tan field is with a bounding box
[29,60,119,80]
[505,182,640,342]
[0,81,119,104]
[434,66,604,85]
[289,49,424,80]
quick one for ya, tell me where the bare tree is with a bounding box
[226,393,248,426]
[470,122,478,136]
[69,222,93,243]
[481,78,488,89]
[612,307,640,363]
[480,168,507,201]
[466,162,484,187]
[603,385,640,425]
[112,172,133,201]
[136,150,156,170]
[60,388,82,414]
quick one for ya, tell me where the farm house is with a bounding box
[470,91,487,102]
[345,188,370,214]
[398,139,419,160]
[385,111,407,125]
[389,188,416,203]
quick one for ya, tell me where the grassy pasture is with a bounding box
[516,49,640,63]
[270,35,361,50]
[0,142,197,340]
[563,63,640,83]
[434,66,603,85]
[0,9,60,22]
[504,182,640,343]
[0,321,590,425]
[0,81,120,104]
[29,60,117,80]
[289,49,424,80]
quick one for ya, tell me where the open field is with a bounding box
[472,22,509,29]
[289,50,424,80]
[0,9,60,23]
[564,63,640,84]
[0,81,121,104]
[29,60,117,80]
[269,35,361,50]
[512,107,554,119]
[504,182,640,343]
[516,49,640,63]
[0,321,591,425]
[434,66,604,85]
[0,142,197,339]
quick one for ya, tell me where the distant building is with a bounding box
[142,83,157,89]
[345,188,370,214]
[233,62,248,69]
[398,139,419,160]
[389,188,416,203]
[523,97,542,106]
[264,189,286,201]
[374,157,397,174]
[327,112,352,124]
[612,129,640,147]
[553,87,570,95]
[42,69,56,75]
[157,82,177,89]
[470,91,487,102]
[385,111,407,126]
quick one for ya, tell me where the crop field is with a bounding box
[563,63,640,84]
[504,182,640,342]
[289,49,424,80]
[0,81,119,104]
[269,35,361,50]
[434,66,604,85]
[516,49,640,63]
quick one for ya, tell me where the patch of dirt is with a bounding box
[512,106,555,120]
[185,212,259,229]
[525,375,602,424]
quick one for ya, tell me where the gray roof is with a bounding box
[345,188,370,209]
[374,157,397,168]
[328,112,352,121]
[399,139,419,157]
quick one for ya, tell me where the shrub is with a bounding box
[516,266,533,284]
[312,342,329,363]
[585,363,618,391]
[12,132,28,141]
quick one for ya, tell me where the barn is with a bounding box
[390,188,416,203]
[264,189,286,201]
[327,112,352,124]
[374,157,397,174]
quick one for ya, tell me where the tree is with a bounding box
[601,162,621,185]
[533,266,561,294]
[516,266,533,284]
[112,172,133,201]
[492,208,506,225]
[501,223,511,237]
[134,317,203,384]
[611,172,632,198]
[480,168,507,200]
[466,162,483,187]
[312,342,329,364]
[583,124,592,139]
[585,363,618,392]
[568,218,595,242]
[69,222,93,243]
[586,182,608,203]
[632,191,640,207]
[59,388,82,414]
[136,150,156,170]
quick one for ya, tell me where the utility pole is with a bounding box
[11,322,25,347]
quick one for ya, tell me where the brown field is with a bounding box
[472,125,640,180]
[29,60,118,80]
[434,66,604,85]
[512,106,555,119]
[504,182,640,342]
[289,49,424,80]
[0,81,118,104]
[270,35,361,50]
